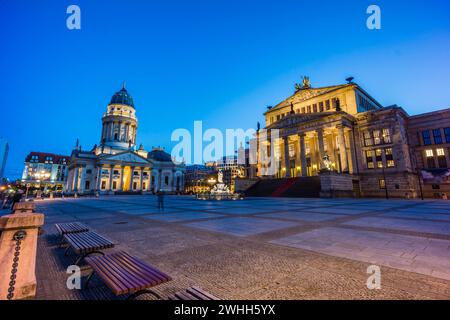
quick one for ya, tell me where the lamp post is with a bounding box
[381,164,389,200]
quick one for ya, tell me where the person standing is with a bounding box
[157,190,165,211]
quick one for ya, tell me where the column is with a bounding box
[337,125,349,173]
[298,133,308,177]
[283,136,291,178]
[95,166,102,190]
[119,166,124,190]
[79,166,86,192]
[129,166,135,191]
[109,167,114,191]
[125,124,130,143]
[139,168,144,191]
[158,169,162,191]
[110,122,114,141]
[347,130,358,174]
[316,129,325,169]
[73,166,79,191]
[171,170,176,191]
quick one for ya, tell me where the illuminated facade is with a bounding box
[253,78,450,198]
[65,85,185,195]
[21,152,69,190]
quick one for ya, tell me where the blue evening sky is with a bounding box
[1,0,449,178]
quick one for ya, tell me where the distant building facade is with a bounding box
[0,138,8,182]
[65,85,185,195]
[184,164,217,194]
[251,77,450,198]
[21,152,69,190]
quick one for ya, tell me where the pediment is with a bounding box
[100,151,150,164]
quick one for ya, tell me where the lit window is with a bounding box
[385,148,395,167]
[364,131,373,146]
[379,179,386,189]
[436,148,445,156]
[365,150,374,169]
[373,130,381,145]
[382,129,391,143]
[425,150,434,157]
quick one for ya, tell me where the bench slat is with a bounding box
[85,251,172,296]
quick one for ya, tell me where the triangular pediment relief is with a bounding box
[100,151,150,164]
[268,84,350,113]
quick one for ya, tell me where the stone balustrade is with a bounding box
[0,207,44,300]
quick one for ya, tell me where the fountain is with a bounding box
[197,169,243,201]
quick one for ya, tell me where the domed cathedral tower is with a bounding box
[99,83,138,153]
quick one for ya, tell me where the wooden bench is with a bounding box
[55,222,90,246]
[168,286,220,300]
[63,231,115,265]
[84,251,172,300]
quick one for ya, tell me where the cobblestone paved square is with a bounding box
[21,196,450,300]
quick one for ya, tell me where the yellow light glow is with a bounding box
[312,165,318,170]
[282,168,286,171]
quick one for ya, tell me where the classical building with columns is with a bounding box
[248,77,450,198]
[65,85,185,195]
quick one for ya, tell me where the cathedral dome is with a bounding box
[110,85,134,108]
[148,148,173,162]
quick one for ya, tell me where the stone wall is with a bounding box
[319,172,355,198]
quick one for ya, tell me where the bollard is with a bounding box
[12,202,36,214]
[0,211,44,300]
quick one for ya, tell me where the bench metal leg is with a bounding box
[75,251,105,266]
[126,289,162,300]
[64,246,71,256]
[84,270,95,289]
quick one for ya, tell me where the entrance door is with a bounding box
[122,166,131,191]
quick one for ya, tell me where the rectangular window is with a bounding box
[112,181,117,189]
[133,182,137,190]
[143,182,146,190]
[364,131,373,146]
[382,128,391,144]
[422,130,432,145]
[433,129,443,144]
[101,181,106,190]
[444,127,450,143]
[385,148,395,167]
[301,107,306,113]
[313,104,317,113]
[375,149,383,168]
[277,115,280,121]
[425,150,435,168]
[325,100,331,110]
[379,179,386,189]
[319,102,324,112]
[365,150,374,169]
[373,130,381,145]
[437,148,447,168]
[307,105,311,113]
[85,181,90,190]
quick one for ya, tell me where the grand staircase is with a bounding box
[244,177,321,198]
